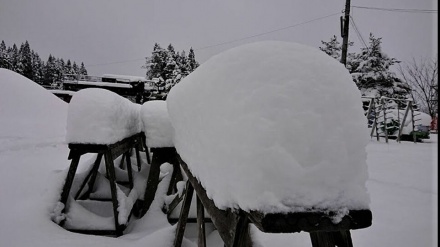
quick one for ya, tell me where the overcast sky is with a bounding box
[0,0,437,77]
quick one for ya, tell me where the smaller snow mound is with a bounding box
[66,88,141,144]
[140,100,174,148]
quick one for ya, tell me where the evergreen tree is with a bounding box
[65,59,73,75]
[0,40,10,69]
[72,62,79,75]
[144,43,199,98]
[319,35,341,60]
[188,47,199,71]
[351,33,410,99]
[18,41,33,80]
[9,44,19,71]
[31,50,44,84]
[44,54,57,85]
[79,62,88,75]
[319,36,356,72]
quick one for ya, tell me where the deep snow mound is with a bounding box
[0,68,67,145]
[66,88,141,144]
[167,41,370,213]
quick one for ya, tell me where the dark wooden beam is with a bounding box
[247,209,372,233]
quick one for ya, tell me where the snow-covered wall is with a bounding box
[66,88,141,144]
[167,41,371,213]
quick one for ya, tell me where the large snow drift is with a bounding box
[66,88,141,144]
[0,68,67,150]
[167,41,371,213]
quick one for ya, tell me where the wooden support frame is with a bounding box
[175,154,372,247]
[57,133,146,237]
[141,147,180,217]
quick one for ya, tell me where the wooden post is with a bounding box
[74,153,103,199]
[104,152,123,236]
[174,181,194,247]
[125,151,134,189]
[232,210,252,247]
[340,0,351,66]
[60,151,81,209]
[197,196,207,247]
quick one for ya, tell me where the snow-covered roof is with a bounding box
[167,41,371,213]
[63,80,132,88]
[102,74,149,83]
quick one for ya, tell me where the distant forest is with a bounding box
[0,40,88,86]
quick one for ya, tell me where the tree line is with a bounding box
[0,40,88,86]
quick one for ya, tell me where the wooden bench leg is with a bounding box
[60,151,81,211]
[232,210,252,247]
[135,142,142,171]
[174,181,194,247]
[75,153,103,200]
[197,196,207,247]
[104,152,123,236]
[310,231,353,247]
[125,151,134,189]
[141,152,161,215]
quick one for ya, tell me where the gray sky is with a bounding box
[0,0,437,77]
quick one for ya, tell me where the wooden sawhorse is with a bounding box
[173,155,372,247]
[58,133,144,236]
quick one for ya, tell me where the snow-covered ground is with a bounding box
[0,64,437,247]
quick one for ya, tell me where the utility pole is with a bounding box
[340,0,351,67]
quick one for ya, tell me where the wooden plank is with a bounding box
[125,151,134,189]
[142,147,179,216]
[135,142,142,171]
[178,156,241,247]
[309,231,353,247]
[67,133,143,158]
[247,209,372,233]
[232,210,252,247]
[60,151,81,210]
[197,196,207,247]
[74,154,102,200]
[174,181,194,247]
[104,152,123,236]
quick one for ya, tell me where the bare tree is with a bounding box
[398,56,438,117]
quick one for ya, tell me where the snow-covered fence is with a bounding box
[167,41,372,247]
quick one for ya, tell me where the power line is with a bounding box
[352,5,438,13]
[87,58,145,67]
[349,15,368,49]
[194,12,341,51]
[85,11,342,67]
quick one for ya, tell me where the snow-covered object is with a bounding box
[384,109,432,135]
[0,69,67,150]
[167,41,370,213]
[66,88,141,144]
[140,100,174,147]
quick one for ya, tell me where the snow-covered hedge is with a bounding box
[66,88,141,144]
[167,41,371,213]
